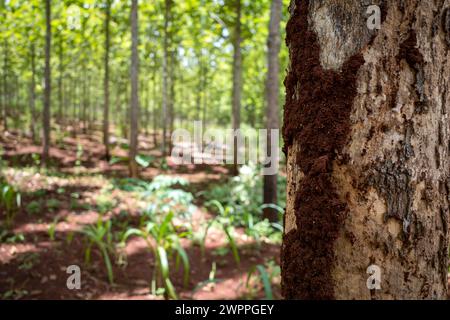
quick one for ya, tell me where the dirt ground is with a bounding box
[0,129,281,300]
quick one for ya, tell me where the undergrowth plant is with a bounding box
[80,218,115,284]
[121,211,190,299]
[246,260,281,300]
[204,200,241,266]
[0,178,22,228]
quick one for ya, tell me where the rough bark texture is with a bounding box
[263,0,282,222]
[129,0,139,178]
[282,0,450,299]
[42,0,51,166]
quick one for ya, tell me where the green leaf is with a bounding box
[135,154,154,168]
[256,264,273,300]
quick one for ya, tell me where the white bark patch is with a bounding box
[308,0,375,71]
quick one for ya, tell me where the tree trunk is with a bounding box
[152,70,158,148]
[42,0,51,167]
[82,73,87,134]
[129,0,139,178]
[282,0,449,299]
[168,50,176,152]
[231,0,242,176]
[58,36,63,122]
[3,39,8,131]
[103,0,111,161]
[263,0,282,222]
[161,0,171,156]
[29,43,37,143]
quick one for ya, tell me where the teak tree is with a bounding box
[263,0,282,222]
[42,0,51,166]
[282,0,450,299]
[129,0,140,178]
[103,0,111,161]
[231,0,242,176]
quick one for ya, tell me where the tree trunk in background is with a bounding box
[82,73,87,133]
[152,70,158,148]
[161,0,171,157]
[282,0,449,299]
[3,40,8,131]
[29,43,36,143]
[58,36,63,122]
[231,0,242,176]
[129,0,139,178]
[262,0,282,222]
[42,0,51,167]
[0,1,4,130]
[103,0,111,161]
[168,50,175,152]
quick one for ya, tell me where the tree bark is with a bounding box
[263,0,282,222]
[29,43,37,142]
[168,50,176,152]
[58,36,63,122]
[3,39,8,131]
[103,0,111,161]
[232,0,242,176]
[161,0,171,157]
[282,0,449,299]
[42,0,51,166]
[129,0,139,178]
[152,69,158,148]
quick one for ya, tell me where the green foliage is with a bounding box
[109,154,155,169]
[246,260,280,300]
[0,178,22,228]
[31,153,41,167]
[203,164,285,244]
[95,194,117,214]
[135,154,155,168]
[121,211,190,299]
[80,218,115,285]
[18,252,41,271]
[0,230,25,244]
[48,218,58,241]
[206,200,240,266]
[46,198,61,212]
[75,144,84,168]
[70,199,91,211]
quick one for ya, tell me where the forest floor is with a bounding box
[0,129,280,300]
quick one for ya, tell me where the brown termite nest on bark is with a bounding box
[281,0,365,299]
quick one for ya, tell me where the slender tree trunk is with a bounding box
[3,40,8,131]
[281,0,450,299]
[262,0,282,222]
[161,0,171,156]
[232,0,242,175]
[168,50,176,152]
[129,0,139,178]
[58,36,63,123]
[42,0,51,166]
[29,43,37,142]
[145,76,150,135]
[103,0,111,161]
[82,73,87,134]
[152,70,158,148]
